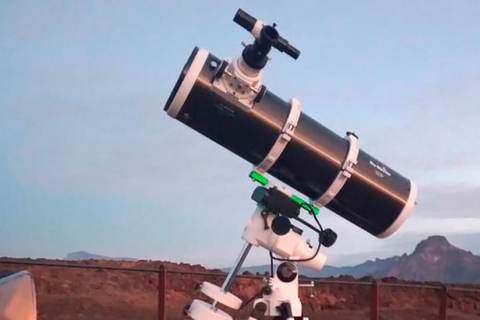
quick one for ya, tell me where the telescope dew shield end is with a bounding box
[164,47,417,238]
[377,180,417,238]
[165,47,209,119]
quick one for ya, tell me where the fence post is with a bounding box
[370,280,379,320]
[158,266,166,320]
[439,285,448,320]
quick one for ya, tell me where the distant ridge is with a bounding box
[65,251,136,261]
[227,236,480,284]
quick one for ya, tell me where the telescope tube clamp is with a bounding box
[313,132,359,207]
[255,98,301,173]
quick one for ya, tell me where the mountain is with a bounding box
[65,251,136,261]
[232,236,480,283]
[378,235,480,283]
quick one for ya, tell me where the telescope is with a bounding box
[164,9,417,320]
[165,9,417,238]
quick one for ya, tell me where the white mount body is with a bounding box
[187,185,325,320]
[242,207,326,271]
[253,264,303,319]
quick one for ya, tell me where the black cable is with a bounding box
[233,287,268,320]
[313,212,324,232]
[299,201,315,215]
[239,290,264,310]
[299,202,324,232]
[269,238,321,263]
[270,252,274,277]
[292,215,321,234]
[269,201,324,263]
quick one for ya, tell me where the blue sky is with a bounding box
[1,1,480,268]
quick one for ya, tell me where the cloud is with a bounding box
[417,184,480,218]
[401,217,480,234]
[5,100,248,201]
[361,75,480,183]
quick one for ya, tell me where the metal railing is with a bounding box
[1,258,479,320]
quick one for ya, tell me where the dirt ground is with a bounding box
[1,259,480,320]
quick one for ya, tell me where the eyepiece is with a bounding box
[276,37,301,60]
[233,8,257,32]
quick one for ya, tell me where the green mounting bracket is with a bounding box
[248,171,320,215]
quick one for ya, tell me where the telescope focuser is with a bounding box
[234,8,301,69]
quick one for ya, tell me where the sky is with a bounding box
[1,0,480,269]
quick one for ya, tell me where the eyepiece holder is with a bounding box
[234,8,301,69]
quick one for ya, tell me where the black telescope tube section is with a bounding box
[164,47,415,237]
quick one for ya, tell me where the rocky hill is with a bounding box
[377,236,480,283]
[65,251,136,261]
[236,236,480,283]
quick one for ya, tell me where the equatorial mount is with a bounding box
[185,171,337,320]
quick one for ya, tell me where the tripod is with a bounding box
[185,173,336,320]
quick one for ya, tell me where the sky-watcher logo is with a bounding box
[369,160,392,177]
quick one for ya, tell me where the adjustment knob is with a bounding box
[320,228,337,248]
[271,215,291,235]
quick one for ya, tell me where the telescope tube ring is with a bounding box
[255,98,301,173]
[313,132,359,207]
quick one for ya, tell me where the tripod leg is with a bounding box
[222,242,252,291]
[212,242,252,308]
